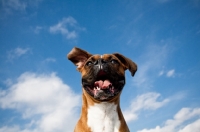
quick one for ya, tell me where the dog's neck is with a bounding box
[78,89,128,132]
[87,102,120,132]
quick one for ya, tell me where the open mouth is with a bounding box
[82,71,125,101]
[93,79,114,99]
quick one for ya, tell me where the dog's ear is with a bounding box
[67,47,92,71]
[113,53,137,76]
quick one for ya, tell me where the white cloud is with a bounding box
[0,126,20,132]
[138,107,200,132]
[0,72,80,132]
[178,119,200,132]
[1,0,27,11]
[43,58,56,63]
[166,69,175,77]
[1,0,42,13]
[158,70,164,76]
[133,45,169,88]
[158,69,176,77]
[123,92,169,122]
[7,47,30,60]
[33,26,43,34]
[49,17,85,40]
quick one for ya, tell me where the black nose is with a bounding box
[94,59,107,70]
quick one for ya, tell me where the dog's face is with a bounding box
[67,47,137,101]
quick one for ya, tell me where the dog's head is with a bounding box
[67,47,137,101]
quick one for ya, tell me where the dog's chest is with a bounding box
[87,102,121,132]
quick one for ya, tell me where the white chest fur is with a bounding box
[87,102,121,132]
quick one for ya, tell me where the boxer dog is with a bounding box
[67,47,137,132]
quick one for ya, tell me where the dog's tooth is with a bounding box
[97,87,100,90]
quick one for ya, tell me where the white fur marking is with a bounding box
[87,102,120,132]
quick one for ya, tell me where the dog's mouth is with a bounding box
[82,71,125,101]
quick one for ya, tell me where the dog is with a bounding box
[67,47,137,132]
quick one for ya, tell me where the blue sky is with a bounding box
[0,0,200,131]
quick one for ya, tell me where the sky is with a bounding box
[0,0,200,132]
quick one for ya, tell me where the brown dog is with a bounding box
[67,47,137,132]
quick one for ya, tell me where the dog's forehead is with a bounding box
[89,54,116,60]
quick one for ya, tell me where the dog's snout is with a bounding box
[95,59,107,70]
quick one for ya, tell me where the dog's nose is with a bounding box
[95,59,107,70]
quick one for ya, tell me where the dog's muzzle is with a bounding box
[82,58,125,101]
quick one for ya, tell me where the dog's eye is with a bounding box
[110,59,118,64]
[86,61,93,66]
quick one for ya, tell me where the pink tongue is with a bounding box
[94,80,112,89]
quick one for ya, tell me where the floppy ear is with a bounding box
[113,53,137,76]
[67,47,92,71]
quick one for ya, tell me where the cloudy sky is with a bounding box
[0,0,200,132]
